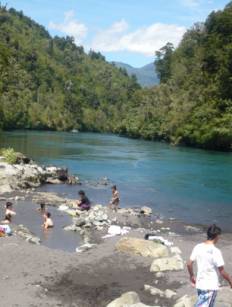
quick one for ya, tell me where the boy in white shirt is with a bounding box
[187,224,232,306]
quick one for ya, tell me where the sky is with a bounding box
[6,0,230,67]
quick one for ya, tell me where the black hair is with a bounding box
[46,212,51,218]
[207,224,222,240]
[112,185,117,190]
[6,202,13,208]
[78,190,85,196]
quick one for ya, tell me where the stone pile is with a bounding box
[0,154,79,194]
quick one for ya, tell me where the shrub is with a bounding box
[0,147,18,164]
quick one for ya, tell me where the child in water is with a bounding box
[37,203,46,212]
[1,202,16,224]
[43,212,54,229]
[109,185,120,212]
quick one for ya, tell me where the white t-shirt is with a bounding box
[190,243,224,290]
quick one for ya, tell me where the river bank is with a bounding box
[0,153,232,306]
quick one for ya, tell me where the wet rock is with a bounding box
[45,178,63,184]
[75,243,97,253]
[140,206,152,216]
[150,255,184,272]
[116,237,169,258]
[75,218,86,227]
[67,175,80,185]
[32,192,67,206]
[15,152,31,164]
[15,224,41,245]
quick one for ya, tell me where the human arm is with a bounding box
[218,267,232,288]
[187,260,196,286]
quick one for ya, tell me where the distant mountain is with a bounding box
[113,62,159,87]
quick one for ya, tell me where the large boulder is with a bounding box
[150,255,184,272]
[116,237,169,258]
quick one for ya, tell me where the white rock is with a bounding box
[174,295,195,307]
[150,255,184,272]
[106,291,140,307]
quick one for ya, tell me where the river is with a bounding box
[0,130,231,230]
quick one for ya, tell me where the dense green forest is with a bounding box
[0,5,139,132]
[0,3,232,150]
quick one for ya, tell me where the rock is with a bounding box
[140,206,152,216]
[150,255,184,272]
[164,289,177,299]
[155,272,165,278]
[15,152,31,164]
[174,295,195,307]
[170,246,182,255]
[116,237,169,258]
[63,225,79,232]
[46,177,63,184]
[15,224,41,245]
[106,292,140,307]
[32,192,66,206]
[130,304,160,307]
[75,243,97,253]
[75,218,86,227]
[106,292,159,307]
[67,175,80,185]
[144,285,164,297]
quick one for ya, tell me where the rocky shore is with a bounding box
[0,155,232,307]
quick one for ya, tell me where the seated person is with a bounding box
[76,190,91,212]
[42,212,54,229]
[109,185,120,212]
[1,202,16,224]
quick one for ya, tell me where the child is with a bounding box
[2,202,16,224]
[43,212,54,229]
[37,203,46,212]
[187,224,232,306]
[109,185,120,212]
[76,190,91,212]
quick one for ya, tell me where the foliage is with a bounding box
[0,3,232,151]
[0,147,18,164]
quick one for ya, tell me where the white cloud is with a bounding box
[181,0,200,8]
[49,10,88,44]
[91,21,186,56]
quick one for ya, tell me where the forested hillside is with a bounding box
[118,2,232,150]
[0,5,139,131]
[0,3,232,150]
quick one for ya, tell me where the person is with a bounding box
[109,185,120,211]
[187,224,232,307]
[42,212,54,229]
[1,202,16,224]
[76,190,91,213]
[37,203,46,213]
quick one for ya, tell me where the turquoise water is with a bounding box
[0,131,232,230]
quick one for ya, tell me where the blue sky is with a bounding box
[6,0,230,67]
